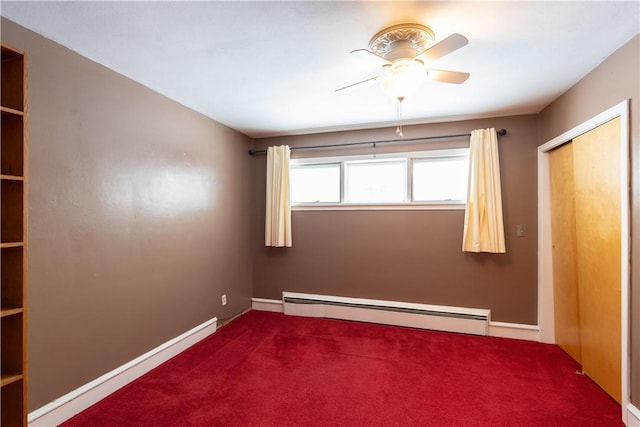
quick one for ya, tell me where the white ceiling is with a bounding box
[1,1,639,138]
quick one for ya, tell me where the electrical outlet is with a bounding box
[221,294,227,306]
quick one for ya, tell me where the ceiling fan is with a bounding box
[336,24,469,136]
[336,23,470,98]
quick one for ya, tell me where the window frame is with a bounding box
[289,148,469,211]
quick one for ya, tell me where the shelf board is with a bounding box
[0,307,23,318]
[1,44,23,57]
[0,174,24,181]
[0,372,23,388]
[0,106,24,117]
[0,373,23,388]
[0,242,24,249]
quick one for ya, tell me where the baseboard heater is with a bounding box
[282,292,490,336]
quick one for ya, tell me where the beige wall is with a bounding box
[1,19,254,410]
[539,34,639,406]
[252,114,539,324]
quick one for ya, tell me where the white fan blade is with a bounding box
[335,75,381,92]
[420,33,469,62]
[427,69,470,84]
[350,48,390,65]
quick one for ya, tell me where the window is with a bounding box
[290,163,340,203]
[412,156,468,202]
[345,159,407,203]
[290,149,469,209]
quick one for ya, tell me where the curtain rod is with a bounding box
[248,129,507,155]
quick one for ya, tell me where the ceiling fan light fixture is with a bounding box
[381,59,427,100]
[369,24,436,137]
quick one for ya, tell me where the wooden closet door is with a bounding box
[549,143,581,364]
[572,117,621,403]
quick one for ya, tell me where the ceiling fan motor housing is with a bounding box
[369,24,435,61]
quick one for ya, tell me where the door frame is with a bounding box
[537,99,630,422]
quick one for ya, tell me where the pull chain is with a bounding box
[396,96,405,137]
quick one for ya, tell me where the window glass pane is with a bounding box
[345,160,407,203]
[413,156,468,201]
[290,164,340,203]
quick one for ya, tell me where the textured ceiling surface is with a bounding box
[1,1,639,138]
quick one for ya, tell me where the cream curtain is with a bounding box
[265,145,292,247]
[462,128,506,253]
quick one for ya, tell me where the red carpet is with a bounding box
[61,310,623,426]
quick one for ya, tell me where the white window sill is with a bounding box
[291,202,465,211]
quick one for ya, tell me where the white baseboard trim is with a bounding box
[28,316,218,427]
[251,297,284,313]
[627,403,640,426]
[488,321,540,341]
